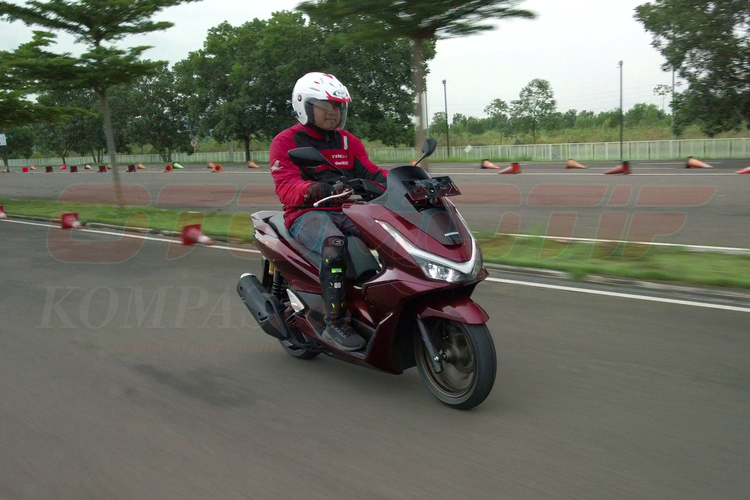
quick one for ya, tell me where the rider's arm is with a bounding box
[346,133,388,184]
[270,132,315,207]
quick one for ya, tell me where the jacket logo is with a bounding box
[271,160,282,171]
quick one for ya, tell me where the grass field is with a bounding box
[4,198,750,290]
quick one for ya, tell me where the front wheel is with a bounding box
[414,320,496,410]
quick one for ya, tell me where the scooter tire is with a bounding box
[414,321,496,410]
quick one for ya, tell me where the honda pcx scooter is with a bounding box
[237,139,496,409]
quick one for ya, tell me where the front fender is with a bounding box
[415,294,489,325]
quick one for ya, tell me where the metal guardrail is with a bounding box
[8,138,750,167]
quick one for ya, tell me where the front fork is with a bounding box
[417,318,444,374]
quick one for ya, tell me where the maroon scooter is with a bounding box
[237,140,496,409]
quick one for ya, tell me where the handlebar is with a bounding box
[313,189,354,207]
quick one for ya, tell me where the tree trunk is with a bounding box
[411,38,427,170]
[2,148,8,171]
[98,88,123,208]
[61,151,67,164]
[244,137,250,163]
[90,146,97,165]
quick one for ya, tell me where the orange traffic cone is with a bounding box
[481,159,501,169]
[737,166,750,174]
[29,165,36,171]
[247,161,259,169]
[61,213,82,230]
[107,163,112,170]
[605,161,630,175]
[22,167,29,173]
[137,163,145,170]
[566,158,587,169]
[212,164,223,173]
[164,164,174,172]
[60,164,67,170]
[182,224,213,246]
[0,205,7,219]
[84,164,92,170]
[498,162,521,174]
[207,162,215,170]
[686,156,713,169]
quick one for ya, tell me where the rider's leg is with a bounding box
[289,211,366,351]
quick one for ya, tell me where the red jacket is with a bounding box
[270,123,388,228]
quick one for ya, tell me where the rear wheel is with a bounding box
[414,320,496,410]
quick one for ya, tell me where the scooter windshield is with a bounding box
[373,166,465,246]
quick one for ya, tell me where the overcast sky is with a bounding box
[0,0,678,118]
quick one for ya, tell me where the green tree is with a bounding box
[0,0,199,204]
[635,0,750,135]
[429,111,448,137]
[0,126,35,170]
[465,117,485,135]
[176,11,430,155]
[0,50,84,170]
[625,103,666,127]
[653,83,671,113]
[483,98,510,131]
[33,89,129,163]
[298,0,535,155]
[510,78,556,143]
[124,64,192,161]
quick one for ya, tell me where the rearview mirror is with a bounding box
[422,138,437,156]
[288,147,335,169]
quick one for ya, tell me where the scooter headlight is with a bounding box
[376,221,482,283]
[414,257,471,283]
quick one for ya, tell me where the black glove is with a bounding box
[333,182,352,202]
[305,183,334,203]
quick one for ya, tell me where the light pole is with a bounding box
[671,68,675,141]
[619,60,624,160]
[442,79,450,154]
[424,90,429,134]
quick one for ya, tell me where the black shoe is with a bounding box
[322,322,367,352]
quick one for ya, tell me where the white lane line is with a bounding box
[6,217,748,256]
[440,172,737,176]
[639,162,685,165]
[0,218,262,254]
[486,277,750,314]
[476,232,750,255]
[5,217,748,312]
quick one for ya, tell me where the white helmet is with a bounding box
[292,72,351,129]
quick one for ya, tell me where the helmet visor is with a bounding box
[306,98,348,129]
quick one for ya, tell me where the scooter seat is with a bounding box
[269,214,323,265]
[268,213,381,282]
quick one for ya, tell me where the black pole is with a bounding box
[619,61,624,160]
[442,79,450,154]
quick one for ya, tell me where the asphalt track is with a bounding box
[1,220,749,499]
[2,159,749,248]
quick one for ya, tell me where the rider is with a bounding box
[270,72,388,352]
